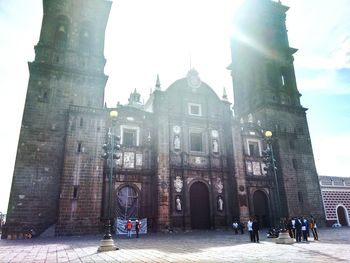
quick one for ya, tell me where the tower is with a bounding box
[229,0,324,222]
[4,0,111,237]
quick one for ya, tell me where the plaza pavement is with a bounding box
[0,228,349,263]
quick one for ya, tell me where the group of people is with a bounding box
[285,215,318,242]
[125,219,141,238]
[247,217,260,242]
[233,215,318,243]
[233,217,260,242]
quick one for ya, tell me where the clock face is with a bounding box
[211,130,218,138]
[173,125,181,134]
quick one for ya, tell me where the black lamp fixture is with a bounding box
[262,130,282,230]
[98,110,120,252]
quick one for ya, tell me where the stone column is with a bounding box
[156,115,170,231]
[232,124,250,223]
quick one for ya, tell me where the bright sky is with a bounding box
[0,0,349,213]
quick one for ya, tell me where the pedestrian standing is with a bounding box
[252,217,260,243]
[247,218,253,242]
[125,219,132,238]
[291,217,296,238]
[135,219,141,238]
[295,217,302,242]
[287,218,293,238]
[310,215,319,240]
[302,217,308,242]
[232,221,239,234]
[238,221,244,234]
[305,216,310,237]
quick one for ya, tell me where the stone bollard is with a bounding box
[275,231,294,244]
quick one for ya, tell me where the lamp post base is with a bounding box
[97,238,118,252]
[275,232,294,244]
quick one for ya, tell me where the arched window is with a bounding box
[116,186,139,220]
[55,25,67,47]
[54,16,69,48]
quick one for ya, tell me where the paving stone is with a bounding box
[1,228,350,262]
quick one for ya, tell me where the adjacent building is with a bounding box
[319,176,350,227]
[3,0,325,238]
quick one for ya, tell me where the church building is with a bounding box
[3,0,325,237]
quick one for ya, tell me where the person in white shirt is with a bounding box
[232,221,239,234]
[247,218,253,242]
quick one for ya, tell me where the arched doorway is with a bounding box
[190,182,210,229]
[253,190,270,228]
[116,185,139,220]
[337,205,349,226]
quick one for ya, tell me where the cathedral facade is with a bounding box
[3,0,325,237]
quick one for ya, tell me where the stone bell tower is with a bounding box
[4,0,111,237]
[229,0,325,222]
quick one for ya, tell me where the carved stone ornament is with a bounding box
[174,176,183,193]
[173,125,181,134]
[239,194,247,207]
[216,178,223,193]
[186,68,201,89]
[211,130,218,138]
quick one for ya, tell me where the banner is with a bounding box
[115,218,147,235]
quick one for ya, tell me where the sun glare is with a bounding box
[104,0,245,105]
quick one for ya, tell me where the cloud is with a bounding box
[313,135,350,177]
[331,36,350,69]
[297,68,350,94]
[294,34,350,71]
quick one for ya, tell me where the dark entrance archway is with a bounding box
[337,206,349,226]
[253,190,270,228]
[190,182,210,229]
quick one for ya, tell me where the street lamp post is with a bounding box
[263,131,282,229]
[98,110,120,252]
[263,131,294,244]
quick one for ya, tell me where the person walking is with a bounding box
[247,218,254,242]
[310,215,319,240]
[125,219,132,238]
[252,217,260,243]
[135,219,141,238]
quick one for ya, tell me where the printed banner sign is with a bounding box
[115,218,147,235]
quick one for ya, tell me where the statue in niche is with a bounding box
[174,135,180,150]
[217,195,224,211]
[248,113,253,123]
[212,139,219,153]
[175,195,182,211]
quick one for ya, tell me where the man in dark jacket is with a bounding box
[295,217,302,242]
[135,219,141,238]
[252,217,260,242]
